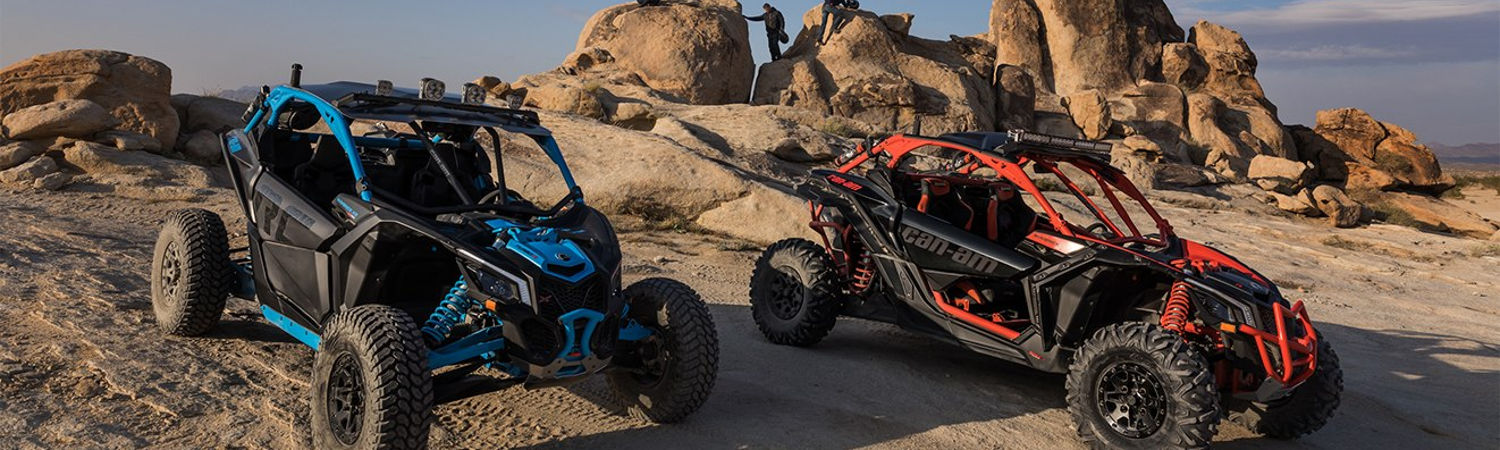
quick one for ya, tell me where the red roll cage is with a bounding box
[836,134,1176,248]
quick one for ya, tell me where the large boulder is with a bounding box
[988,0,1184,96]
[1185,93,1295,180]
[171,94,247,135]
[0,50,180,149]
[0,155,60,185]
[1,99,118,140]
[994,64,1036,130]
[1310,185,1362,228]
[58,141,221,188]
[1304,108,1454,193]
[1065,90,1111,140]
[1108,82,1187,147]
[1186,21,1274,113]
[753,8,997,135]
[577,1,754,105]
[0,140,44,170]
[1247,155,1313,195]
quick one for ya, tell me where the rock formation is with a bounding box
[0,49,180,149]
[751,8,997,136]
[576,0,754,105]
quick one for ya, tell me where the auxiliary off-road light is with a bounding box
[420,77,445,100]
[462,83,486,104]
[375,79,394,96]
[468,267,525,306]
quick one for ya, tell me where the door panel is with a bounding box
[248,171,342,322]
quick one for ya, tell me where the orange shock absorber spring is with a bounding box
[850,253,877,292]
[1161,281,1193,333]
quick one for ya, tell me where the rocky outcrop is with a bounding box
[988,0,1183,96]
[577,1,754,105]
[1374,192,1497,239]
[1311,185,1362,228]
[1,100,118,140]
[0,50,180,149]
[171,94,247,136]
[1065,90,1111,140]
[752,8,997,135]
[1248,155,1313,195]
[1301,108,1454,194]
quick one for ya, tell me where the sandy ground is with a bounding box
[1,186,1496,449]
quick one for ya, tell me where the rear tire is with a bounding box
[150,208,232,336]
[608,278,719,423]
[311,305,433,450]
[1067,323,1221,449]
[1231,336,1342,439]
[749,239,843,347]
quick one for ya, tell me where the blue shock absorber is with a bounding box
[422,277,477,344]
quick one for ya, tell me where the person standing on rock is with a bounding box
[745,3,788,61]
[818,0,857,45]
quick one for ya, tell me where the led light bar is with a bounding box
[462,83,486,104]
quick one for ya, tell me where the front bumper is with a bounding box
[1223,300,1319,387]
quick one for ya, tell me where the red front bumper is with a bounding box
[1231,300,1319,386]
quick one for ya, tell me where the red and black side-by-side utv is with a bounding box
[749,130,1342,448]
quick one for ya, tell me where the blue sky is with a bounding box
[1,0,1496,144]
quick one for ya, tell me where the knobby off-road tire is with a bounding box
[150,208,233,336]
[749,239,844,347]
[1067,323,1221,450]
[608,278,719,423]
[1231,336,1343,439]
[311,305,433,450]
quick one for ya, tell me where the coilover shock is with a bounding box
[422,277,481,345]
[1160,280,1194,334]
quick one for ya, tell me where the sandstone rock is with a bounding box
[1373,122,1453,193]
[606,101,657,131]
[1491,230,1500,242]
[881,14,914,37]
[1310,185,1361,228]
[754,9,996,135]
[171,94,247,136]
[560,47,615,75]
[0,155,60,184]
[577,2,753,105]
[94,130,161,152]
[1186,93,1294,180]
[994,64,1035,130]
[59,141,220,188]
[1248,155,1312,194]
[1065,90,1111,140]
[1,99,118,140]
[696,184,819,245]
[1307,108,1453,193]
[1287,124,1347,180]
[1268,189,1319,216]
[1109,82,1186,146]
[1313,108,1385,162]
[988,0,1184,96]
[1161,43,1207,89]
[181,130,222,162]
[0,140,44,170]
[1033,92,1083,138]
[1377,192,1497,239]
[1110,147,1156,190]
[0,50,180,149]
[1343,163,1398,193]
[1154,162,1227,188]
[1187,21,1274,112]
[525,84,607,120]
[33,172,71,191]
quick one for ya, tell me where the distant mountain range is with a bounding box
[1430,142,1500,165]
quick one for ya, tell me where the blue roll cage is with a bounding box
[242,85,580,203]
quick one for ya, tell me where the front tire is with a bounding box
[749,238,844,347]
[150,208,232,336]
[608,278,719,423]
[1231,337,1342,439]
[1067,323,1221,449]
[311,305,433,450]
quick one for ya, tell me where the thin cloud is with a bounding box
[1260,44,1420,61]
[1177,0,1500,27]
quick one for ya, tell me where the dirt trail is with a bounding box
[1,187,1495,449]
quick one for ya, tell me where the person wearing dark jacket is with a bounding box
[745,4,788,61]
[819,0,856,45]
